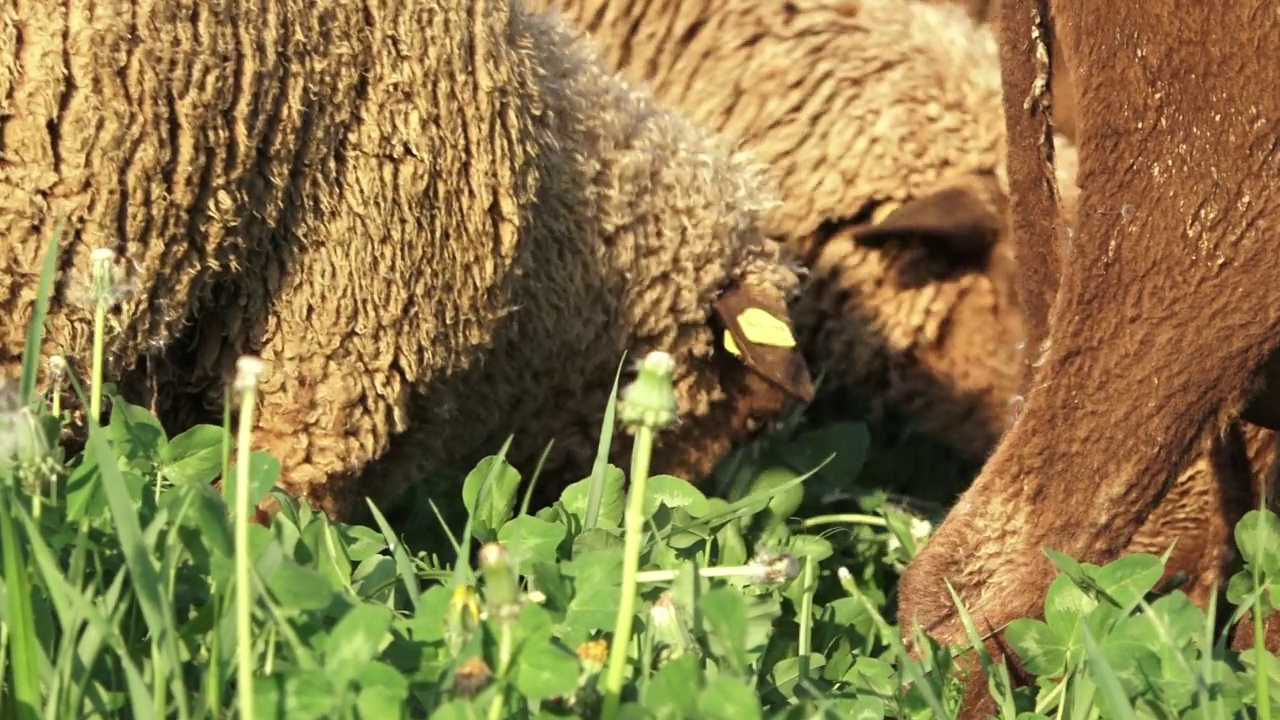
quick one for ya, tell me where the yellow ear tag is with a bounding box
[871,199,903,225]
[723,330,743,357]
[736,308,796,348]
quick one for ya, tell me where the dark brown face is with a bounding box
[648,351,811,486]
[641,282,816,486]
[711,283,815,406]
[718,354,807,438]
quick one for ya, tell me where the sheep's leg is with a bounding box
[895,299,1278,687]
[247,340,410,522]
[900,0,1280,709]
[234,265,424,522]
[994,0,1253,616]
[996,0,1061,376]
[1022,0,1271,616]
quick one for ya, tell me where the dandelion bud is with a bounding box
[648,591,695,667]
[836,566,859,596]
[750,550,800,585]
[46,355,69,419]
[47,355,68,384]
[618,351,678,432]
[233,355,265,394]
[0,386,61,494]
[0,405,49,472]
[89,248,119,304]
[444,584,482,657]
[886,516,934,554]
[478,541,520,613]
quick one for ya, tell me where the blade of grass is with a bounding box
[839,567,953,719]
[119,651,158,720]
[585,355,626,529]
[1129,592,1211,706]
[18,222,63,406]
[425,499,464,565]
[64,570,130,719]
[0,485,44,720]
[1201,589,1226,720]
[0,622,8,713]
[367,498,426,613]
[657,456,831,551]
[1079,623,1137,720]
[11,495,140,718]
[84,423,189,717]
[254,567,321,671]
[446,435,515,591]
[517,440,555,520]
[944,580,1018,718]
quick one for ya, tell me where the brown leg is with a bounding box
[900,0,1280,709]
[991,0,1250,619]
[996,0,1064,378]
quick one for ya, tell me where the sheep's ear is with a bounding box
[852,173,1005,259]
[713,286,816,403]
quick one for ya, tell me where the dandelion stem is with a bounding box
[796,513,889,529]
[232,357,264,720]
[797,554,815,679]
[480,543,519,720]
[1255,549,1271,719]
[88,249,116,424]
[90,293,106,423]
[633,565,767,583]
[487,624,514,720]
[601,423,655,720]
[49,356,65,434]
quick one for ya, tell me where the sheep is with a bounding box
[896,0,1280,714]
[0,0,815,522]
[522,0,1030,467]
[524,5,1280,710]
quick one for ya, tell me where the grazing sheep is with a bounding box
[0,0,814,521]
[897,0,1280,714]
[526,0,1030,465]
[527,5,1280,711]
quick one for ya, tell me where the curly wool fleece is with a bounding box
[0,0,811,520]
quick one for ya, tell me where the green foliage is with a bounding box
[2,227,1280,720]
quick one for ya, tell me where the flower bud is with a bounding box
[618,351,678,432]
[648,591,696,667]
[478,541,521,613]
[750,550,800,585]
[233,355,266,394]
[575,637,609,675]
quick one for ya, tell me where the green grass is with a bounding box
[2,227,1280,719]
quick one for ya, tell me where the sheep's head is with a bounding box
[647,282,815,484]
[790,170,1027,463]
[710,283,815,424]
